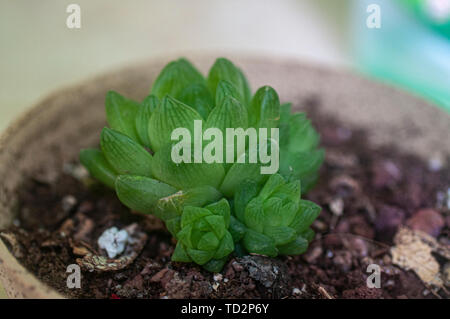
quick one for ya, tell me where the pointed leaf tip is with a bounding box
[79,148,117,188]
[105,91,140,141]
[101,127,153,177]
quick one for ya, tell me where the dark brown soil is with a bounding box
[2,99,449,299]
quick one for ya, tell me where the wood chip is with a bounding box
[76,223,147,272]
[318,286,334,299]
[0,231,24,258]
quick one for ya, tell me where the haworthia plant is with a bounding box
[231,174,320,257]
[172,199,234,272]
[80,57,324,272]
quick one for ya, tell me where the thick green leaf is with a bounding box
[205,199,230,228]
[243,229,278,257]
[277,235,308,255]
[258,174,285,200]
[204,215,226,239]
[187,248,215,265]
[151,143,225,190]
[279,103,292,148]
[202,257,228,273]
[283,150,324,177]
[220,161,266,198]
[105,91,140,141]
[205,96,248,166]
[280,103,292,120]
[214,232,234,259]
[262,197,284,227]
[177,224,193,248]
[278,110,323,193]
[79,148,117,188]
[181,206,211,228]
[205,96,248,132]
[279,201,299,227]
[300,228,315,242]
[151,58,206,99]
[263,226,297,246]
[249,86,280,129]
[135,94,158,147]
[272,179,301,202]
[229,215,246,243]
[142,94,159,113]
[163,217,180,237]
[115,175,176,214]
[243,197,265,233]
[177,83,213,119]
[198,232,219,251]
[289,200,321,233]
[171,243,192,262]
[100,127,153,177]
[279,149,325,192]
[215,80,242,106]
[233,180,260,223]
[207,58,250,107]
[148,95,203,152]
[286,113,320,153]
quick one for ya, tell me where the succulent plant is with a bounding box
[230,174,321,257]
[171,199,234,272]
[79,57,324,271]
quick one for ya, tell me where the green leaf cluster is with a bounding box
[79,57,324,272]
[172,199,234,272]
[232,174,320,257]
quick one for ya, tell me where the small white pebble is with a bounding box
[292,288,301,295]
[212,282,220,291]
[223,278,229,283]
[62,195,77,212]
[329,197,344,216]
[98,227,129,259]
[213,273,223,282]
[428,155,443,172]
[63,163,89,180]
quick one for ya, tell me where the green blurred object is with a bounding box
[353,0,450,112]
[400,0,450,37]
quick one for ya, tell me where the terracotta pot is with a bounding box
[0,55,449,298]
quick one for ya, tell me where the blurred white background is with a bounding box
[0,0,352,132]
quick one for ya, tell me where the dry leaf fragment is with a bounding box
[76,223,147,272]
[391,227,447,288]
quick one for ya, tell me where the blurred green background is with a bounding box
[0,0,449,298]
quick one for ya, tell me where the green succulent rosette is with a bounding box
[172,199,234,272]
[79,57,324,271]
[80,57,323,195]
[231,174,321,257]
